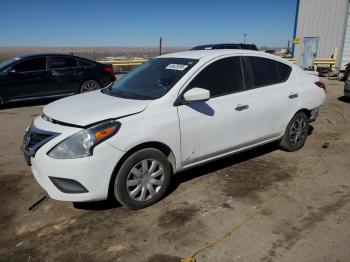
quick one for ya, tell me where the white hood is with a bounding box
[43,91,150,126]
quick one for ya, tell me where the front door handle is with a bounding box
[235,104,249,111]
[289,93,299,99]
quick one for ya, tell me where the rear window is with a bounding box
[247,57,291,88]
[51,57,77,69]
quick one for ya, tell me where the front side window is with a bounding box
[104,58,198,100]
[187,56,244,97]
[247,57,291,88]
[51,57,77,69]
[13,57,46,72]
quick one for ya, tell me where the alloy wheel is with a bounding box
[81,80,100,93]
[289,117,308,146]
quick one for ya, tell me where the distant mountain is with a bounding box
[0,46,188,62]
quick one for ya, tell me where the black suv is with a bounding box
[190,43,258,51]
[0,54,115,105]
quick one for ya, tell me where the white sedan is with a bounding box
[22,50,326,209]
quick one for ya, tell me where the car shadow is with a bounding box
[73,199,122,210]
[308,125,314,135]
[0,98,58,110]
[338,96,350,103]
[166,141,279,197]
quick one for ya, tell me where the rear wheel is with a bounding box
[80,80,101,93]
[279,112,309,152]
[112,148,172,209]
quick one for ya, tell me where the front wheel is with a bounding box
[279,112,309,152]
[112,149,172,209]
[80,80,101,93]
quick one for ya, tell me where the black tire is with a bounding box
[112,148,172,209]
[0,95,4,107]
[80,80,101,93]
[279,112,309,152]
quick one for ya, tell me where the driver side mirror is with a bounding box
[183,87,210,102]
[8,68,17,75]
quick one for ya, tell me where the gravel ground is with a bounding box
[0,77,349,262]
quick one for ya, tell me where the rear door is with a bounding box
[177,56,255,166]
[48,56,81,94]
[6,57,54,101]
[244,56,297,141]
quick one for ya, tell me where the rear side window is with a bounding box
[77,59,94,67]
[187,57,244,97]
[276,61,292,82]
[247,57,291,88]
[51,57,77,69]
[13,57,46,72]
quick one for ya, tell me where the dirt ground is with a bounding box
[0,78,349,262]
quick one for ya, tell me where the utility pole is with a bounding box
[243,33,247,44]
[159,37,163,55]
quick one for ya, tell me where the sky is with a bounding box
[0,0,297,48]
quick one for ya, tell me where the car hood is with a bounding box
[43,91,151,126]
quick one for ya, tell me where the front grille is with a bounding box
[22,125,60,156]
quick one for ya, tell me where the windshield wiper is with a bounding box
[110,90,155,100]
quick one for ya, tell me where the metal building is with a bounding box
[293,0,350,70]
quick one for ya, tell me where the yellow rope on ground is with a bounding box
[181,147,329,262]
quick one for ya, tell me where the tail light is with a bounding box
[103,66,114,74]
[315,81,326,92]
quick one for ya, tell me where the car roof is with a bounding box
[15,53,93,61]
[160,49,274,60]
[190,43,257,50]
[191,43,241,49]
[159,50,294,67]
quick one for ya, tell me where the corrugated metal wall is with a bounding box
[341,2,350,69]
[294,0,348,69]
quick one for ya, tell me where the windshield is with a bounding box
[0,57,19,72]
[104,58,198,100]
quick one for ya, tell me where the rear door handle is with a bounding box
[235,104,249,111]
[289,93,299,99]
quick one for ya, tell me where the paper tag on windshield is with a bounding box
[165,64,188,71]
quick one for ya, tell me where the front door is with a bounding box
[302,37,319,69]
[5,57,54,101]
[177,56,255,167]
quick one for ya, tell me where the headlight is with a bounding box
[48,120,121,159]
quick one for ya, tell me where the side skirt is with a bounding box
[179,136,283,172]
